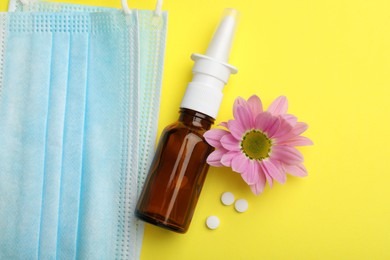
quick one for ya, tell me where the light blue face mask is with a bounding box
[10,0,167,196]
[0,1,167,259]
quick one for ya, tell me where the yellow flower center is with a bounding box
[241,130,272,160]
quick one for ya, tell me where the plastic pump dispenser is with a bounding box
[136,8,239,233]
[181,8,238,119]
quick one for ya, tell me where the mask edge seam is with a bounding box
[0,14,7,103]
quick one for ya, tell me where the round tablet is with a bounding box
[234,199,248,213]
[221,192,235,206]
[206,216,220,230]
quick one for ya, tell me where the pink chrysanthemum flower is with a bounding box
[204,95,313,195]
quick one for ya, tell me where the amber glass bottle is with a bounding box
[136,108,214,233]
[136,8,238,233]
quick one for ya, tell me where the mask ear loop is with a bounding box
[121,0,131,15]
[121,0,163,16]
[154,0,163,16]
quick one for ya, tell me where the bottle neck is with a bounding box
[178,108,214,131]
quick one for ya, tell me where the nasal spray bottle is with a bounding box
[136,8,239,233]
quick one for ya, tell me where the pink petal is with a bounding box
[234,96,248,107]
[254,112,282,139]
[221,151,240,167]
[281,114,297,126]
[206,149,227,167]
[272,117,293,138]
[218,122,228,128]
[231,152,250,174]
[250,170,266,195]
[267,96,288,115]
[260,114,281,138]
[204,129,230,148]
[227,120,246,140]
[234,96,256,115]
[241,160,260,185]
[271,145,304,165]
[261,159,287,184]
[259,161,274,188]
[278,122,310,143]
[284,163,308,177]
[250,184,260,195]
[292,122,308,136]
[220,133,241,151]
[233,97,251,122]
[254,112,272,131]
[279,136,313,146]
[234,105,253,129]
[247,95,263,116]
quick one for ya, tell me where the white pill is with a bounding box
[234,199,248,213]
[221,191,235,206]
[206,216,220,230]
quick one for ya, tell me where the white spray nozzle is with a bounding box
[180,8,239,119]
[191,8,239,77]
[205,8,239,63]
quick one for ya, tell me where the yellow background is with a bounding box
[2,0,390,259]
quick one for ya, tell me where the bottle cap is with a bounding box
[180,8,239,119]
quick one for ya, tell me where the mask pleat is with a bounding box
[116,13,140,259]
[135,11,168,259]
[137,10,168,201]
[0,14,52,259]
[38,32,71,259]
[75,13,138,259]
[56,19,90,259]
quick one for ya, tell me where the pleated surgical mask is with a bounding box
[9,0,167,197]
[0,0,167,259]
